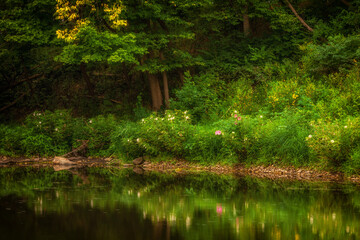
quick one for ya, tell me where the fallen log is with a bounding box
[62,140,89,158]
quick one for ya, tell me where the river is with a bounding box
[0,166,359,239]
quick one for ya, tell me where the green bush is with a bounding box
[0,125,26,156]
[20,134,54,156]
[85,114,118,156]
[301,35,360,74]
[184,120,237,163]
[266,78,300,112]
[171,72,228,122]
[306,117,360,168]
[111,110,192,160]
[110,121,144,160]
[1,110,118,157]
[345,147,360,174]
[246,111,311,165]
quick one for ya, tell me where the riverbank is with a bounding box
[1,156,360,183]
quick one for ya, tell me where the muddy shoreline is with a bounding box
[1,156,360,183]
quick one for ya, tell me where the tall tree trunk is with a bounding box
[243,5,251,36]
[162,71,170,109]
[178,70,184,85]
[284,0,313,32]
[148,73,163,111]
[80,63,95,95]
[160,52,170,109]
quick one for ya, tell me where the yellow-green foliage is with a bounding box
[306,118,360,167]
[267,78,300,112]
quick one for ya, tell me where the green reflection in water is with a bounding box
[0,167,359,240]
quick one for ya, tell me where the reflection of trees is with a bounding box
[0,167,360,239]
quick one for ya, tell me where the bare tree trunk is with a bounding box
[243,5,251,36]
[284,0,313,32]
[162,72,170,108]
[160,52,170,109]
[178,70,184,85]
[148,73,163,111]
[80,63,95,95]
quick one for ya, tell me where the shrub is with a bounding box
[266,78,300,112]
[85,114,118,156]
[171,72,228,122]
[306,117,360,168]
[110,121,144,160]
[111,110,192,160]
[1,110,118,157]
[301,34,360,74]
[251,111,311,165]
[227,81,266,115]
[345,147,360,174]
[0,125,26,156]
[24,110,75,155]
[20,134,54,156]
[184,119,237,163]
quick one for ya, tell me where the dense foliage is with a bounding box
[2,0,360,173]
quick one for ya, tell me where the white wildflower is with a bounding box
[260,115,263,118]
[39,121,42,124]
[55,128,58,132]
[344,125,348,129]
[331,140,335,143]
[308,135,312,138]
[137,138,140,143]
[234,110,238,113]
[185,116,190,120]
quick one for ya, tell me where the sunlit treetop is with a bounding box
[55,0,127,42]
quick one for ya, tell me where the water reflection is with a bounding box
[0,167,359,239]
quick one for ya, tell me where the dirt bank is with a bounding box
[1,156,359,183]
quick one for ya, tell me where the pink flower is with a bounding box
[235,122,238,125]
[215,130,222,135]
[234,114,238,118]
[216,204,223,215]
[237,117,241,121]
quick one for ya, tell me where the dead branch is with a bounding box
[62,140,89,158]
[0,91,29,112]
[284,0,314,32]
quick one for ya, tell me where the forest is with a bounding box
[2,0,360,173]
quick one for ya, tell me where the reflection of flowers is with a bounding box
[216,204,223,215]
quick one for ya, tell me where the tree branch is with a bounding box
[340,0,351,7]
[102,19,117,33]
[0,73,43,93]
[284,0,313,32]
[0,91,29,112]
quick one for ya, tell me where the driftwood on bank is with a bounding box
[53,156,77,165]
[133,156,145,165]
[62,140,89,158]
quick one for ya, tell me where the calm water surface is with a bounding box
[0,166,359,240]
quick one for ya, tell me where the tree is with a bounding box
[55,0,204,111]
[0,0,60,115]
